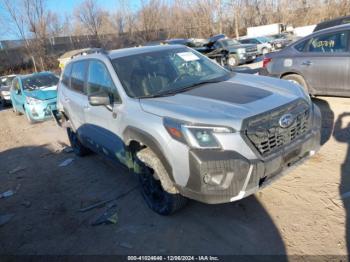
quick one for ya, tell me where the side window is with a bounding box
[294,40,308,52]
[308,31,349,53]
[70,61,86,93]
[213,42,222,48]
[87,60,121,103]
[62,63,72,87]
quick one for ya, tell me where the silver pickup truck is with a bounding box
[55,45,321,215]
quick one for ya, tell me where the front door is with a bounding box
[10,78,25,113]
[84,59,124,161]
[300,29,350,95]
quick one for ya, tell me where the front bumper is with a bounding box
[0,92,11,102]
[25,99,57,121]
[177,107,321,204]
[238,52,257,64]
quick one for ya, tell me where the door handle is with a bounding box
[302,61,313,66]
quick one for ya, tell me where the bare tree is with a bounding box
[75,0,104,38]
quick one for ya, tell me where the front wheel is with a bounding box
[25,109,35,124]
[67,128,91,157]
[139,171,188,215]
[136,148,187,215]
[226,55,239,67]
[12,104,22,115]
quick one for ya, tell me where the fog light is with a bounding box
[203,172,225,186]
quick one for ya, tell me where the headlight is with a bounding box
[26,96,42,105]
[237,48,246,54]
[163,118,234,149]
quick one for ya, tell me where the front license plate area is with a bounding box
[284,146,302,166]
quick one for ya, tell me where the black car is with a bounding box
[193,34,258,67]
[314,15,350,32]
[267,33,293,50]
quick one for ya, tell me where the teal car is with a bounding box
[10,72,59,123]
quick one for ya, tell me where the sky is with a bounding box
[0,0,141,40]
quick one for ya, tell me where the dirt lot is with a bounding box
[0,93,349,255]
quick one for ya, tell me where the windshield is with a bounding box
[221,39,240,47]
[112,47,231,98]
[22,73,59,91]
[257,37,270,43]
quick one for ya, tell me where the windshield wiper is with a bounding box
[139,79,224,99]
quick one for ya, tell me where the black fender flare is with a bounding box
[123,126,174,182]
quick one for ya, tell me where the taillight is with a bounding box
[263,57,272,68]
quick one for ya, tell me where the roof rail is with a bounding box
[70,48,108,59]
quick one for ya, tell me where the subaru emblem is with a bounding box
[279,113,294,128]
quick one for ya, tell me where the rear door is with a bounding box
[299,29,350,95]
[63,60,89,133]
[83,59,124,159]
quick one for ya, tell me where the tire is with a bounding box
[12,104,22,115]
[139,171,188,215]
[262,48,269,55]
[282,74,309,94]
[226,55,239,67]
[25,109,35,124]
[67,128,91,157]
[137,150,188,215]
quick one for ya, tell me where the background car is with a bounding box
[260,24,350,97]
[314,15,350,32]
[239,36,273,55]
[0,74,16,106]
[194,34,258,66]
[266,33,293,50]
[10,72,59,123]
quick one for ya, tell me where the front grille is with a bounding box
[246,47,257,53]
[244,99,310,156]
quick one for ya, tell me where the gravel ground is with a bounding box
[0,89,349,255]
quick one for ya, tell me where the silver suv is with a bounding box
[55,45,321,215]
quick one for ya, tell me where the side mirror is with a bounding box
[88,91,110,106]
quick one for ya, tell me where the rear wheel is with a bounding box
[282,74,309,94]
[137,148,188,215]
[67,128,91,157]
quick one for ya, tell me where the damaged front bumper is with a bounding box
[25,99,57,121]
[176,106,321,204]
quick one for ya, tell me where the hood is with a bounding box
[24,86,57,100]
[140,74,309,131]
